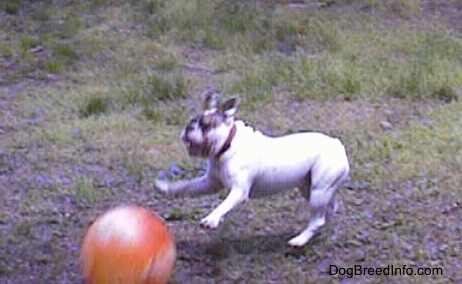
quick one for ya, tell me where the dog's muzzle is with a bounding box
[182,132,211,157]
[185,140,209,157]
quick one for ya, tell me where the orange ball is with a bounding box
[80,205,176,284]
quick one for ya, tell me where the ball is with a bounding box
[80,205,176,284]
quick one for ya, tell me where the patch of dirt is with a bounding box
[422,0,462,32]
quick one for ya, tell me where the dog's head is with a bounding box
[181,87,240,157]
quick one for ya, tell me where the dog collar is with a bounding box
[215,123,237,160]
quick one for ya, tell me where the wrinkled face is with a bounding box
[181,111,224,157]
[181,87,239,157]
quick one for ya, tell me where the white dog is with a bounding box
[154,87,350,247]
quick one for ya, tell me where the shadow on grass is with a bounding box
[177,233,286,260]
[176,231,326,262]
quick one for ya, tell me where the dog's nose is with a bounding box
[180,130,186,141]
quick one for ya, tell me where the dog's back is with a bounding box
[229,122,349,198]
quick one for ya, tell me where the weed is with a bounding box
[55,10,82,39]
[19,35,39,53]
[14,220,34,239]
[118,70,188,116]
[80,96,109,118]
[142,107,163,122]
[382,0,422,18]
[341,78,362,100]
[389,51,455,101]
[154,54,179,71]
[146,0,164,15]
[309,19,341,53]
[215,1,261,34]
[40,43,78,74]
[201,27,228,50]
[43,59,64,74]
[91,0,106,6]
[145,12,169,39]
[433,85,458,103]
[73,177,104,205]
[0,43,14,57]
[1,0,22,14]
[34,2,54,21]
[141,71,188,102]
[51,43,77,59]
[120,151,148,183]
[162,104,189,126]
[232,55,293,96]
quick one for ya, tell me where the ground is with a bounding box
[0,0,461,283]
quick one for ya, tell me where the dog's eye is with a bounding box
[199,116,213,131]
[200,121,211,131]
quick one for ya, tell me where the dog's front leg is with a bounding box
[200,187,249,229]
[154,175,221,197]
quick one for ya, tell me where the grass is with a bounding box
[1,0,461,283]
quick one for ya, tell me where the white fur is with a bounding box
[155,99,350,247]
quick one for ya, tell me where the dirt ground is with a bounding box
[1,0,461,283]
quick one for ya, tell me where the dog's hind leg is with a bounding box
[289,166,349,247]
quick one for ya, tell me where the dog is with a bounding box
[154,87,350,247]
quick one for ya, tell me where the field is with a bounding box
[0,0,461,283]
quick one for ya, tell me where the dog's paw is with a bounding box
[288,234,311,247]
[154,179,170,194]
[200,215,221,229]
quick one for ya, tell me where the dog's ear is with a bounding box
[221,97,240,118]
[202,86,219,111]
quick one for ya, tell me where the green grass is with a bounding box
[377,103,462,186]
[1,0,462,283]
[80,95,109,117]
[1,0,23,14]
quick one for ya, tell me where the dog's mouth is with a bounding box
[182,116,216,157]
[184,140,211,157]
